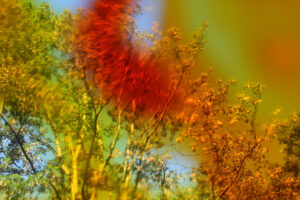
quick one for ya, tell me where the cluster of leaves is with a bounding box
[0,0,299,200]
[269,112,300,198]
[0,0,64,199]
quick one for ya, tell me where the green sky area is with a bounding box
[164,0,300,122]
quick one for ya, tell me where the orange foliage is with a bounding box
[179,80,299,199]
[80,0,178,114]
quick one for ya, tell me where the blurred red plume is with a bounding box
[80,0,178,114]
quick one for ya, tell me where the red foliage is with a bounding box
[80,0,177,114]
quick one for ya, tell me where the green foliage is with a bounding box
[276,112,300,177]
[0,0,68,198]
[0,1,299,200]
[271,112,300,198]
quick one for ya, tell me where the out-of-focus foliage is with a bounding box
[276,112,300,177]
[0,0,207,199]
[176,76,299,199]
[0,0,63,199]
[0,0,299,200]
[270,112,300,197]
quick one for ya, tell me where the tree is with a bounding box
[276,112,300,177]
[1,0,299,199]
[0,0,65,199]
[44,5,208,199]
[177,78,299,199]
[268,111,300,199]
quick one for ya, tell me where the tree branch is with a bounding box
[0,112,37,174]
